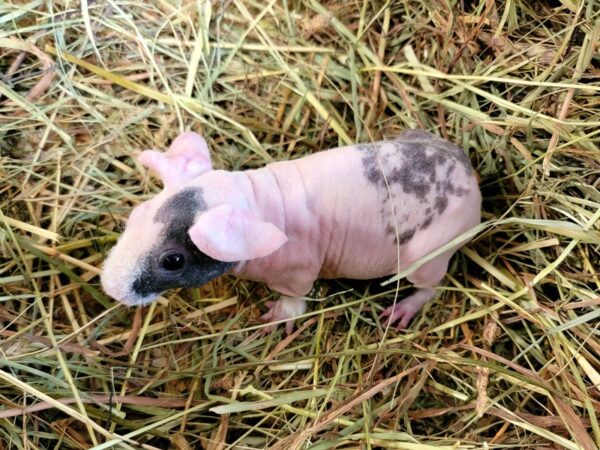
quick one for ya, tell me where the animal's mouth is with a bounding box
[100,268,160,307]
[108,289,160,307]
[129,293,161,307]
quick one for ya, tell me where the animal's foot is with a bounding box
[260,297,307,334]
[380,288,436,329]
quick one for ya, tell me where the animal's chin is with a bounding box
[101,278,159,307]
[118,293,160,307]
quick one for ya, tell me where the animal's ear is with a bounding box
[189,204,288,262]
[138,132,212,188]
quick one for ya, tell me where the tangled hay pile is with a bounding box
[1,1,599,448]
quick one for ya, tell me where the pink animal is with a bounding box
[101,130,480,331]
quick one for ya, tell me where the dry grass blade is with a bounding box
[1,1,599,449]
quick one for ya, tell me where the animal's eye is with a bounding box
[161,253,185,271]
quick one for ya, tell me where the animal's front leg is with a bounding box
[261,297,307,334]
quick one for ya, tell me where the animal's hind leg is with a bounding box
[380,252,453,329]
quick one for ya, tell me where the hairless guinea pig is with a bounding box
[101,130,481,332]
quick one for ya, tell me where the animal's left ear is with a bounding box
[138,132,212,188]
[188,204,288,262]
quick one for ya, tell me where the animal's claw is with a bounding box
[260,297,307,334]
[379,288,436,329]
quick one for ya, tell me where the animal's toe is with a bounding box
[380,304,415,329]
[397,311,414,330]
[285,320,294,335]
[260,311,274,321]
[379,307,392,318]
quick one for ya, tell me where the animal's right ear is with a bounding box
[188,204,288,262]
[138,132,212,188]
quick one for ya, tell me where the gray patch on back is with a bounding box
[386,142,448,200]
[399,129,473,173]
[359,129,474,243]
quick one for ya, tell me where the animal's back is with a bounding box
[234,129,480,296]
[290,130,480,280]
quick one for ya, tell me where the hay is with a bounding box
[1,1,599,449]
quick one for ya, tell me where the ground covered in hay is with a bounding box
[1,1,599,449]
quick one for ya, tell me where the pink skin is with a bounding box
[380,289,435,329]
[102,131,481,330]
[260,298,307,334]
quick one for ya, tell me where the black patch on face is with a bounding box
[132,187,234,299]
[154,187,206,223]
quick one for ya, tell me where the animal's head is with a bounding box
[101,132,287,306]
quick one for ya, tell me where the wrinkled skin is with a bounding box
[101,130,481,329]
